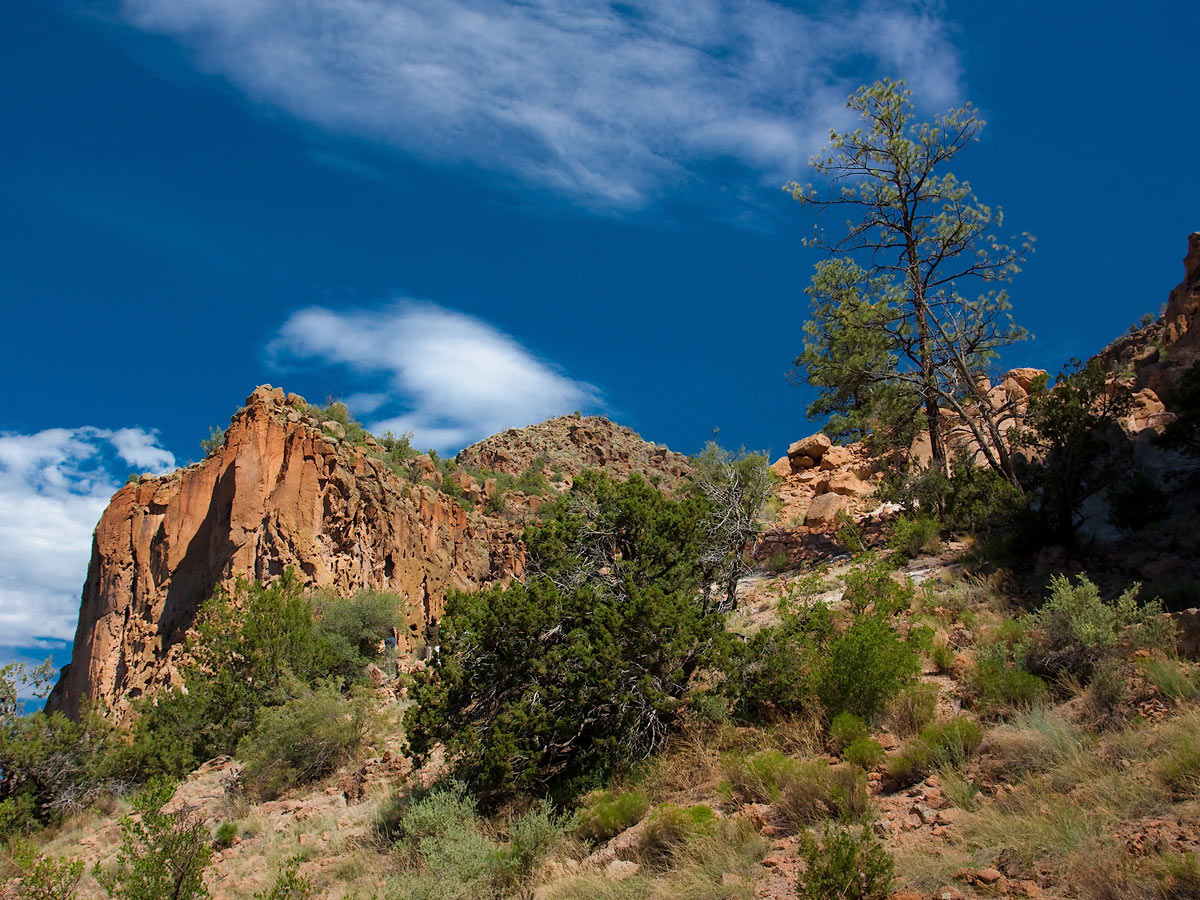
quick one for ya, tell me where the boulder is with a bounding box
[818,471,874,497]
[1003,367,1046,394]
[769,456,792,478]
[818,444,853,470]
[789,433,832,462]
[805,492,848,526]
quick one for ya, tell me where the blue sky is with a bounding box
[1,0,1197,674]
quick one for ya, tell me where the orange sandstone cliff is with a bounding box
[47,386,524,721]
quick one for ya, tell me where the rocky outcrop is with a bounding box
[1101,232,1200,402]
[48,387,524,721]
[456,414,690,486]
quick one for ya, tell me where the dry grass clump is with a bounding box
[883,683,939,738]
[541,819,767,900]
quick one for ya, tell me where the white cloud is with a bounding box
[117,0,961,207]
[270,301,600,451]
[0,427,175,650]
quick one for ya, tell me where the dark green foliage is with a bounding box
[236,685,367,800]
[122,575,400,782]
[905,450,1026,538]
[311,589,403,677]
[252,856,315,900]
[212,822,237,849]
[796,824,894,900]
[1016,361,1134,543]
[6,841,83,900]
[513,464,552,496]
[1107,471,1170,532]
[969,647,1046,715]
[409,471,718,801]
[1159,359,1200,456]
[94,779,212,900]
[841,555,914,616]
[790,258,923,451]
[724,563,919,724]
[199,426,225,456]
[829,712,869,751]
[843,737,885,770]
[0,662,123,835]
[121,573,322,778]
[721,585,835,723]
[819,613,922,722]
[574,789,651,843]
[888,514,941,559]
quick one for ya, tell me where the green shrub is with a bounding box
[637,804,716,864]
[574,789,650,843]
[311,589,403,675]
[94,779,212,900]
[969,648,1046,716]
[252,856,315,900]
[888,514,941,559]
[829,712,869,751]
[122,572,332,781]
[384,783,477,854]
[841,555,914,616]
[723,750,801,803]
[796,824,894,900]
[199,426,226,456]
[1085,658,1130,723]
[409,471,720,801]
[721,591,833,724]
[931,637,955,674]
[212,822,237,849]
[883,682,938,737]
[499,802,567,882]
[885,740,932,786]
[237,686,366,800]
[907,449,1026,538]
[0,667,122,835]
[774,760,839,826]
[888,717,983,785]
[819,613,921,721]
[302,400,368,445]
[7,841,83,900]
[843,738,884,770]
[1107,472,1169,532]
[1024,575,1175,679]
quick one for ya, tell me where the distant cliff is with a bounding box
[47,387,525,720]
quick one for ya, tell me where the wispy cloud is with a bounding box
[117,0,961,208]
[270,301,600,451]
[0,427,175,652]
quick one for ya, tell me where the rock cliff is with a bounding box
[48,387,524,721]
[456,414,691,486]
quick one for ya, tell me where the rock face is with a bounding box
[48,387,524,721]
[456,414,690,485]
